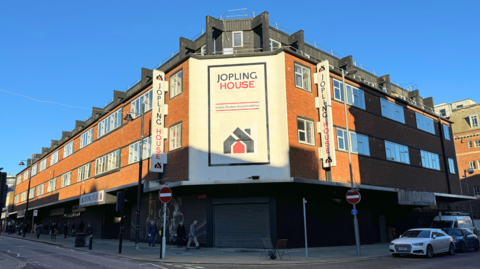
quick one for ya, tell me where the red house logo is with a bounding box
[224,128,254,154]
[156,75,163,81]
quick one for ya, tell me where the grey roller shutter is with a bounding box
[214,203,270,248]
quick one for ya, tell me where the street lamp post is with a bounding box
[124,103,145,248]
[341,68,361,256]
[463,168,475,227]
[19,154,34,237]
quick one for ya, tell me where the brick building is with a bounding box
[12,11,474,248]
[449,102,480,225]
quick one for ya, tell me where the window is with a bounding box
[440,109,446,117]
[170,70,183,99]
[14,195,19,204]
[131,89,153,119]
[98,108,123,138]
[416,113,435,134]
[16,175,21,185]
[128,137,152,164]
[95,150,120,175]
[37,183,44,196]
[23,171,28,181]
[78,164,90,182]
[333,80,366,109]
[50,151,59,166]
[475,140,480,147]
[31,164,37,176]
[470,114,479,128]
[443,125,450,140]
[64,141,74,158]
[381,99,405,123]
[80,128,93,149]
[29,187,35,199]
[337,129,348,151]
[474,186,480,197]
[47,178,56,192]
[421,150,440,170]
[201,45,206,55]
[457,104,464,108]
[294,64,311,92]
[40,159,47,172]
[21,192,26,202]
[233,31,243,47]
[385,141,410,164]
[469,141,473,148]
[350,132,370,156]
[169,123,183,150]
[296,118,314,145]
[470,160,476,170]
[270,39,281,51]
[448,158,456,174]
[61,171,72,188]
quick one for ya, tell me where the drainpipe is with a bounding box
[437,116,452,194]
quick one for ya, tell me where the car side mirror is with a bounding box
[399,235,402,238]
[432,234,437,239]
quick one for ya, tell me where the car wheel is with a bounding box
[474,241,480,251]
[460,242,467,253]
[392,254,400,257]
[449,243,455,255]
[426,245,434,258]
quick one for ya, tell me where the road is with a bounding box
[1,235,480,269]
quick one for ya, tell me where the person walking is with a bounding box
[176,223,186,248]
[71,223,76,237]
[186,220,200,250]
[33,223,37,236]
[63,224,68,238]
[35,223,43,239]
[50,222,57,242]
[19,223,24,236]
[85,223,93,246]
[148,221,158,247]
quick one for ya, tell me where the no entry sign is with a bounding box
[159,187,172,203]
[346,190,361,205]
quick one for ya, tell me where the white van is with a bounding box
[431,215,477,233]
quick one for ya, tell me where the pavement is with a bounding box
[0,233,390,266]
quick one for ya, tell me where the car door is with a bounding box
[431,232,442,253]
[464,229,475,248]
[437,231,450,252]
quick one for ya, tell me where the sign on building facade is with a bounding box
[151,70,167,172]
[315,60,337,167]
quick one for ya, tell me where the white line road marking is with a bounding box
[174,266,182,268]
[195,267,204,269]
[143,264,168,269]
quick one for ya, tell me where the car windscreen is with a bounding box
[402,230,431,238]
[431,220,453,228]
[445,229,463,236]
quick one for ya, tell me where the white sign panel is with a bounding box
[80,190,105,206]
[151,70,167,172]
[208,63,270,166]
[315,60,336,167]
[33,210,38,216]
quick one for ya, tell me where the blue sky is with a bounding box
[1,1,479,175]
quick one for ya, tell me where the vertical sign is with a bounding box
[315,60,337,167]
[151,70,167,172]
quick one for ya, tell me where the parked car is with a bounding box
[443,228,480,253]
[431,215,476,234]
[390,228,455,258]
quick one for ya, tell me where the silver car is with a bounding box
[389,228,455,258]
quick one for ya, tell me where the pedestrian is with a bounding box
[176,223,186,248]
[22,223,27,237]
[85,223,93,246]
[63,223,68,238]
[50,222,56,241]
[35,223,43,239]
[71,223,76,237]
[33,223,37,236]
[186,220,200,250]
[148,221,159,247]
[19,223,24,236]
[78,220,85,233]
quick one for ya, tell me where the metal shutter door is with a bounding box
[214,203,270,248]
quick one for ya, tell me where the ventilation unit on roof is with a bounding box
[399,96,407,101]
[409,98,417,105]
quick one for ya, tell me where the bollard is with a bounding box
[89,235,93,250]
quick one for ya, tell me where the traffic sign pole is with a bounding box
[303,198,308,260]
[162,202,166,259]
[158,187,172,260]
[346,189,361,256]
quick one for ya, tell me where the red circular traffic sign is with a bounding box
[346,190,361,205]
[159,187,172,203]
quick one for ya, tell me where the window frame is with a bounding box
[23,170,28,181]
[470,160,476,170]
[269,39,281,51]
[128,136,152,164]
[14,194,19,204]
[294,63,312,92]
[40,159,47,172]
[469,114,479,128]
[420,150,440,171]
[332,79,366,110]
[61,171,72,188]
[297,118,315,146]
[475,140,480,147]
[440,109,446,117]
[385,140,410,164]
[443,124,450,140]
[50,151,59,166]
[98,108,123,138]
[64,141,74,158]
[21,192,26,202]
[31,164,37,176]
[77,163,91,182]
[37,183,44,196]
[169,123,183,150]
[80,128,93,149]
[95,150,120,176]
[448,158,456,174]
[469,141,473,148]
[47,178,56,192]
[232,31,243,47]
[416,113,435,134]
[131,89,153,119]
[380,99,405,124]
[336,128,370,156]
[169,69,183,99]
[29,187,35,199]
[16,175,21,185]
